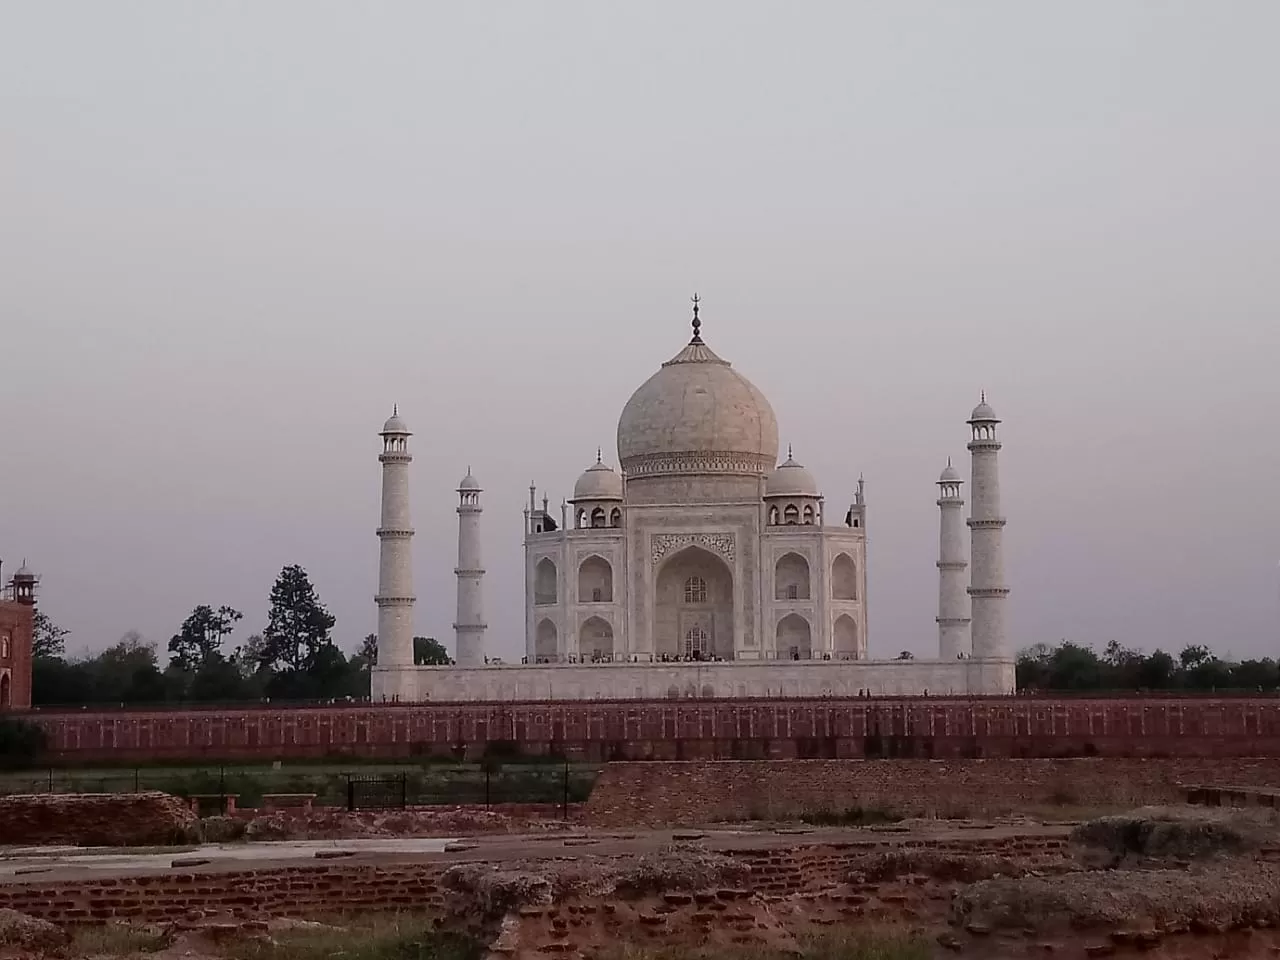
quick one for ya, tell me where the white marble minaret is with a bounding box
[453,469,487,666]
[966,395,1010,660]
[936,459,970,659]
[372,408,415,700]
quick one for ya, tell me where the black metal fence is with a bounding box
[343,763,579,814]
[0,762,595,814]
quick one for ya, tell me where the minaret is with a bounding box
[936,459,970,658]
[375,408,415,695]
[966,395,1010,660]
[454,469,487,666]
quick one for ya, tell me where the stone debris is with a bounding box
[1070,804,1278,862]
[0,908,67,951]
[954,861,1280,935]
[238,806,567,842]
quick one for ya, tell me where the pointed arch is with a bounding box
[590,507,606,528]
[581,616,614,661]
[832,553,858,600]
[609,507,622,527]
[776,614,812,660]
[833,615,859,659]
[0,672,11,709]
[783,504,799,525]
[654,545,734,661]
[535,619,558,662]
[535,558,558,605]
[578,555,613,603]
[774,552,811,601]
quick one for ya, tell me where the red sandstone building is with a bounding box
[0,563,36,710]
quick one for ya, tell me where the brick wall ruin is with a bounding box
[583,758,1280,825]
[0,834,1069,925]
[0,792,200,847]
[28,696,1280,763]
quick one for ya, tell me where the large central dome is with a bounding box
[616,312,779,484]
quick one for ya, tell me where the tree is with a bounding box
[1135,649,1177,690]
[1180,644,1212,669]
[233,634,269,676]
[359,633,377,666]
[895,650,914,661]
[414,636,452,666]
[168,605,243,671]
[95,632,166,703]
[187,653,254,702]
[259,566,336,672]
[31,610,69,660]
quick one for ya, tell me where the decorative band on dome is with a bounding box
[621,451,775,478]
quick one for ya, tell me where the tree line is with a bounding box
[1017,640,1280,693]
[31,564,452,707]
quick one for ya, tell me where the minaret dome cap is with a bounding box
[458,469,481,492]
[939,461,962,483]
[572,458,623,502]
[968,393,999,423]
[765,451,821,498]
[381,407,411,435]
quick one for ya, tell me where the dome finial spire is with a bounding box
[787,443,793,460]
[596,447,603,464]
[690,293,702,343]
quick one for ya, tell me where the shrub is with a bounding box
[0,718,46,770]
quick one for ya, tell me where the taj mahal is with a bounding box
[370,300,1014,702]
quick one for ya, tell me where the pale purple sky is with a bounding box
[2,3,1278,664]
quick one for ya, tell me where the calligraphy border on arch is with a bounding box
[650,532,736,566]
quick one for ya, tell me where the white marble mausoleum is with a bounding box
[370,301,1014,702]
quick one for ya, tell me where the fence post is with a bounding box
[485,767,491,809]
[134,768,139,793]
[561,761,569,819]
[346,776,355,812]
[47,769,52,793]
[400,772,407,810]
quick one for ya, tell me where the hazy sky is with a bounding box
[3,2,1278,664]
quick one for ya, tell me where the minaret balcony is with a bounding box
[967,586,1010,598]
[966,518,1006,529]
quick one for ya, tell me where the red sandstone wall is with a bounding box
[583,757,1280,825]
[0,601,33,710]
[27,696,1280,764]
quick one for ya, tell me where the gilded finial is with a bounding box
[787,443,793,460]
[393,403,398,416]
[597,447,603,464]
[690,293,702,343]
